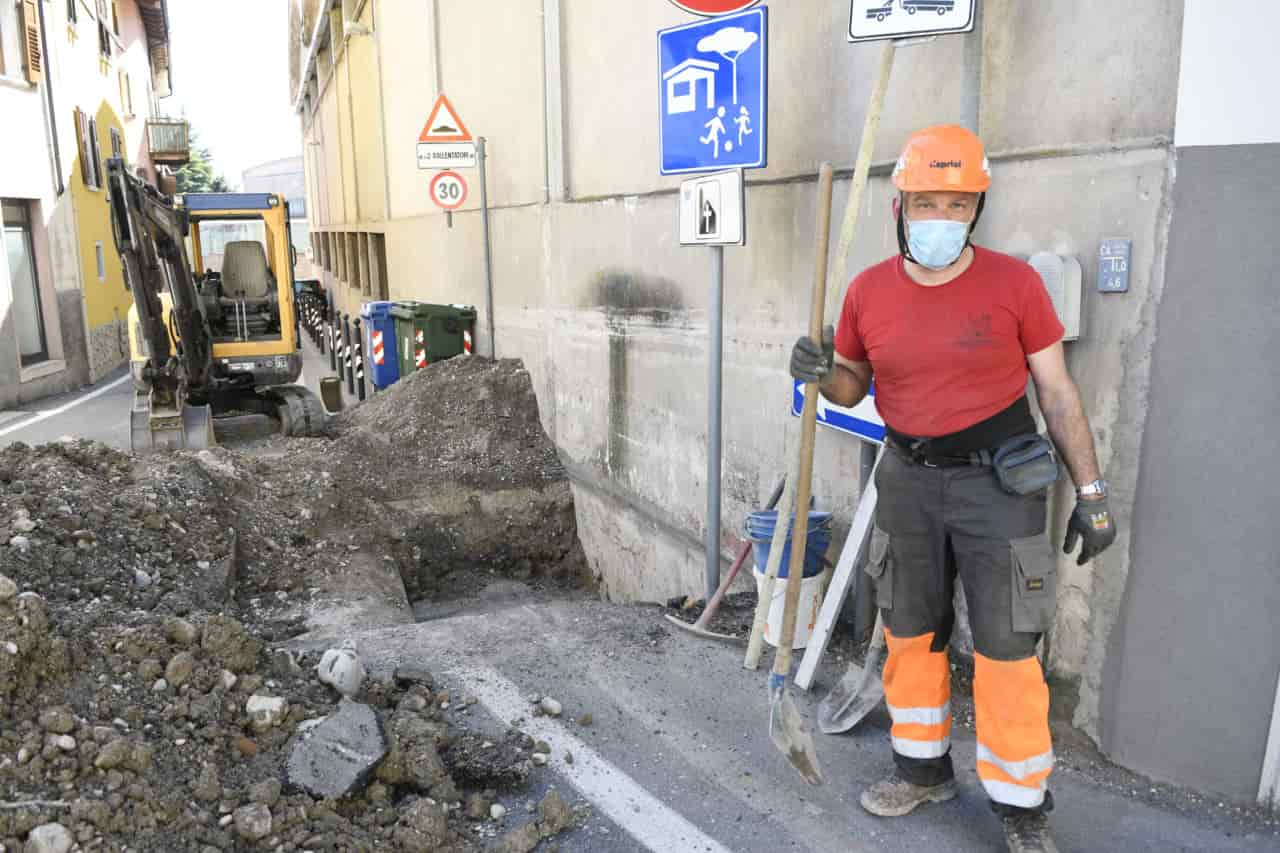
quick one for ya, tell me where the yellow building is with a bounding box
[1,0,185,406]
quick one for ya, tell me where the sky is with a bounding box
[164,0,301,189]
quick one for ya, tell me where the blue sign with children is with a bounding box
[658,7,767,175]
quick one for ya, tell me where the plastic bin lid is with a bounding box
[391,301,471,319]
[361,301,395,318]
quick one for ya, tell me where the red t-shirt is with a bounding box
[834,247,1064,438]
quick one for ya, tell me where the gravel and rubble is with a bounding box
[0,358,589,851]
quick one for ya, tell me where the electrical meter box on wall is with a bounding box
[1027,252,1082,342]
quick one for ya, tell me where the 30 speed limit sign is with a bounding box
[429,170,468,210]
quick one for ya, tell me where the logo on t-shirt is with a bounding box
[954,313,994,349]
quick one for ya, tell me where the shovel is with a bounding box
[665,476,786,643]
[767,162,835,788]
[818,609,886,733]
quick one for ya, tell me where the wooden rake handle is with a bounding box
[773,163,835,681]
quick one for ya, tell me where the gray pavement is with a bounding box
[292,597,1280,853]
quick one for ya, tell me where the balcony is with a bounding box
[146,119,190,166]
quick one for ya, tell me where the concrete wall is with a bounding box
[1096,2,1280,803]
[295,0,1255,795]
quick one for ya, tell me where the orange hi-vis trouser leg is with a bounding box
[883,631,953,760]
[974,653,1054,808]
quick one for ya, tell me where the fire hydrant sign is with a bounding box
[848,0,977,43]
[658,6,767,175]
[417,94,476,169]
[429,171,468,211]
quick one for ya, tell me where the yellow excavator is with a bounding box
[106,157,325,451]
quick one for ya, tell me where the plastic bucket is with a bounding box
[745,510,833,580]
[753,566,830,649]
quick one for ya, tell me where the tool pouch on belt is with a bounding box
[991,434,1060,496]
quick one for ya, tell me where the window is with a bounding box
[67,0,77,23]
[111,0,119,35]
[118,70,132,116]
[109,126,122,162]
[95,241,105,280]
[74,109,103,189]
[5,200,49,366]
[96,0,111,59]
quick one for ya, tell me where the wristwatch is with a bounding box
[1077,479,1109,499]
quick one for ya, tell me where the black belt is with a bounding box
[887,437,993,469]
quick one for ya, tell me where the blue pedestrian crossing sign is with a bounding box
[792,379,886,445]
[658,7,767,175]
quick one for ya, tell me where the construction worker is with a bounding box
[790,125,1116,853]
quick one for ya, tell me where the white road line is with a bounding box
[0,374,131,439]
[454,666,734,853]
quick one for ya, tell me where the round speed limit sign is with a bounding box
[429,170,468,211]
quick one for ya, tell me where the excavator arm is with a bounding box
[106,158,215,450]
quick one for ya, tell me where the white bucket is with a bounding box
[754,566,830,650]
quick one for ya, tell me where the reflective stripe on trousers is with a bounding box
[883,630,952,759]
[974,652,1054,808]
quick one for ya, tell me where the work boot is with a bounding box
[859,777,957,817]
[1001,811,1059,853]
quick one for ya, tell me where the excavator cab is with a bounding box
[121,184,323,451]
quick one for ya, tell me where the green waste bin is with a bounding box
[390,301,478,374]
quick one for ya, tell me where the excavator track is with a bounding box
[273,385,329,438]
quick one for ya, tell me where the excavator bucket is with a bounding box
[130,391,216,453]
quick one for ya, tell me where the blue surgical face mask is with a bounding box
[906,219,970,270]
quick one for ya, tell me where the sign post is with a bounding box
[661,7,767,603]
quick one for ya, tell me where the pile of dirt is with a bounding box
[0,358,590,851]
[257,358,592,602]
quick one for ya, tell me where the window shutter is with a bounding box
[21,0,44,84]
[67,0,77,23]
[75,109,94,186]
[88,118,103,188]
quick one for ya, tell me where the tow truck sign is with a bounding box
[848,0,977,43]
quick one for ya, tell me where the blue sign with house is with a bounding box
[658,7,767,175]
[792,379,886,445]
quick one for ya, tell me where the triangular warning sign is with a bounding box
[419,94,472,143]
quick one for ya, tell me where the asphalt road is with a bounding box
[6,343,1278,852]
[0,339,352,451]
[291,596,1280,853]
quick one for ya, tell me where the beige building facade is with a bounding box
[291,0,1280,802]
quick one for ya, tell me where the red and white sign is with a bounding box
[463,330,473,355]
[415,348,427,369]
[429,171,468,210]
[667,0,761,16]
[415,330,425,344]
[372,330,385,365]
[419,95,472,143]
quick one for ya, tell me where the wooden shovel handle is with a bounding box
[774,163,835,679]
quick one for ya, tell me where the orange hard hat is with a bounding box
[892,125,991,193]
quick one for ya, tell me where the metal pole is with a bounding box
[343,315,355,394]
[354,318,366,402]
[478,137,496,358]
[705,245,725,604]
[328,299,337,371]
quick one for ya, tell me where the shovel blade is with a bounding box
[817,643,886,735]
[769,686,825,785]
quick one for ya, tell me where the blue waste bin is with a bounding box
[361,301,400,389]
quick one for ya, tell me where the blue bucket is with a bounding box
[745,510,833,580]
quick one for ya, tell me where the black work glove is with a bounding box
[1064,497,1117,566]
[790,325,835,384]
